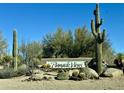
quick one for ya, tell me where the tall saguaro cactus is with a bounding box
[12,29,18,71]
[91,4,106,75]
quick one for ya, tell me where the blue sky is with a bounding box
[0,3,124,53]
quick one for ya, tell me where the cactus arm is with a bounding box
[91,20,97,37]
[101,29,106,42]
[99,18,103,27]
[94,10,96,15]
[97,33,101,43]
[97,30,106,43]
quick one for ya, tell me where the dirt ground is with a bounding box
[0,76,124,90]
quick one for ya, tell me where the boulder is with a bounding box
[69,69,80,77]
[56,71,69,80]
[32,69,44,74]
[80,67,99,79]
[37,65,42,68]
[78,72,88,80]
[43,75,55,80]
[0,65,4,70]
[103,68,123,78]
[30,73,44,81]
[45,72,58,76]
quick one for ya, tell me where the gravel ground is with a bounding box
[0,76,124,90]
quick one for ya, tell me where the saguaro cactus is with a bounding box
[12,29,18,71]
[91,4,106,75]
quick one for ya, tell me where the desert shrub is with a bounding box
[1,56,13,67]
[2,56,13,63]
[17,64,29,76]
[0,64,32,79]
[41,64,51,68]
[47,77,53,80]
[0,68,17,79]
[57,69,70,73]
[56,71,69,80]
[32,58,42,68]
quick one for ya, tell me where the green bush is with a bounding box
[0,64,31,79]
[56,71,69,80]
[1,55,13,67]
[41,64,51,68]
[32,58,41,67]
[17,64,29,76]
[2,55,13,63]
[0,68,17,79]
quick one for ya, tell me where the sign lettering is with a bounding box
[46,61,85,68]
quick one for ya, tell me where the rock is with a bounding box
[56,71,69,80]
[103,68,123,78]
[37,65,42,68]
[72,71,79,77]
[78,72,88,80]
[30,73,44,81]
[80,67,99,79]
[69,69,80,77]
[45,72,58,76]
[32,69,43,74]
[0,65,4,70]
[43,75,55,80]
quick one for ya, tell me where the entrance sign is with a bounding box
[46,61,85,68]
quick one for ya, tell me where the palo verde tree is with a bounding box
[12,29,18,71]
[19,40,42,67]
[91,4,106,75]
[0,32,8,58]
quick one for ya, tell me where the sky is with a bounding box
[0,3,124,54]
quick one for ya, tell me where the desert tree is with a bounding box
[63,30,73,57]
[19,40,42,67]
[42,33,55,58]
[0,32,8,58]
